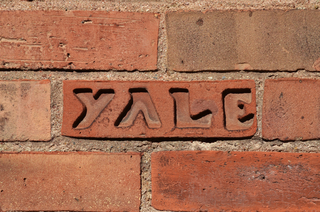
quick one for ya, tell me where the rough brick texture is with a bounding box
[62,80,256,138]
[166,10,320,71]
[152,151,320,211]
[0,80,50,141]
[263,78,320,141]
[0,11,159,71]
[0,152,141,212]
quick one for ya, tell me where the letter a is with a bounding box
[117,89,161,128]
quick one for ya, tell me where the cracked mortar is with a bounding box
[1,0,320,211]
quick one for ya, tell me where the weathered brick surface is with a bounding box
[166,10,320,71]
[263,78,320,141]
[0,11,159,71]
[0,152,141,212]
[0,80,50,141]
[62,80,256,138]
[152,151,320,211]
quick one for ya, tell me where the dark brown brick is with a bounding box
[0,11,159,71]
[0,152,141,211]
[263,78,320,141]
[0,80,51,141]
[152,151,320,211]
[166,10,320,71]
[62,80,256,138]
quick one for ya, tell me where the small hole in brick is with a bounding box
[196,18,203,26]
[81,19,92,24]
[238,104,244,109]
[67,53,70,58]
[260,175,266,180]
[299,80,302,83]
[1,190,3,192]
[301,116,304,119]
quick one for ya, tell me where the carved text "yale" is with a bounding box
[62,81,257,138]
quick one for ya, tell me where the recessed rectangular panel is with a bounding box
[62,80,256,138]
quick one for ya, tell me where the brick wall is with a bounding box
[0,0,320,211]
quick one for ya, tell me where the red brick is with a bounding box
[152,151,320,211]
[263,78,320,141]
[0,80,50,141]
[166,10,320,71]
[0,152,140,211]
[0,11,159,71]
[61,80,256,138]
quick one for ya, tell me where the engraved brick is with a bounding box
[0,80,50,141]
[62,80,256,138]
[0,11,159,71]
[0,152,140,211]
[166,10,320,71]
[263,78,320,141]
[152,151,320,211]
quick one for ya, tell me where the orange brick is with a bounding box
[263,78,320,141]
[166,10,320,71]
[0,152,141,211]
[0,11,159,71]
[62,80,257,138]
[152,151,320,211]
[0,80,50,141]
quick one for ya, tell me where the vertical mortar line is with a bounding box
[50,72,55,142]
[255,72,266,139]
[157,9,168,74]
[141,146,163,212]
[140,150,149,211]
[50,72,64,140]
